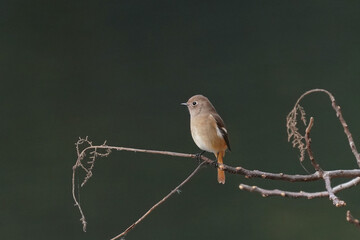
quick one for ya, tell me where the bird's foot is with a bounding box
[195,151,206,164]
[213,161,218,168]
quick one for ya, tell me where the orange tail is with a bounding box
[217,151,225,184]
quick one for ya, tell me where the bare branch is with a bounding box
[72,164,87,232]
[304,117,322,173]
[239,184,329,199]
[304,116,345,206]
[71,89,360,236]
[239,177,360,200]
[323,173,346,207]
[72,141,360,233]
[110,162,206,240]
[74,143,360,183]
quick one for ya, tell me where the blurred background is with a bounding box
[1,1,360,239]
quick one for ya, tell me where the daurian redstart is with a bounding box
[182,95,231,184]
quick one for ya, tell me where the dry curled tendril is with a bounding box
[287,103,307,162]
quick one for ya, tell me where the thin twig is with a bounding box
[323,173,346,207]
[304,117,322,173]
[72,164,87,232]
[110,162,206,240]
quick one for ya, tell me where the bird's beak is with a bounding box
[181,102,188,106]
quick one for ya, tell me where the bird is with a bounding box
[182,95,231,184]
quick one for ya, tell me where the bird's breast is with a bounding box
[190,115,227,154]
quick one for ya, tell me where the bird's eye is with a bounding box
[192,101,197,106]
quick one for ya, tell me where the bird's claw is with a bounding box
[195,151,205,164]
[213,161,218,168]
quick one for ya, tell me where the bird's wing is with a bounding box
[211,113,231,151]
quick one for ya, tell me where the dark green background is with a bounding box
[2,1,360,239]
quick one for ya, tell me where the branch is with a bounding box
[323,173,346,207]
[110,162,206,240]
[304,116,346,206]
[72,141,360,233]
[305,117,322,173]
[284,89,360,210]
[72,89,360,237]
[239,177,360,200]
